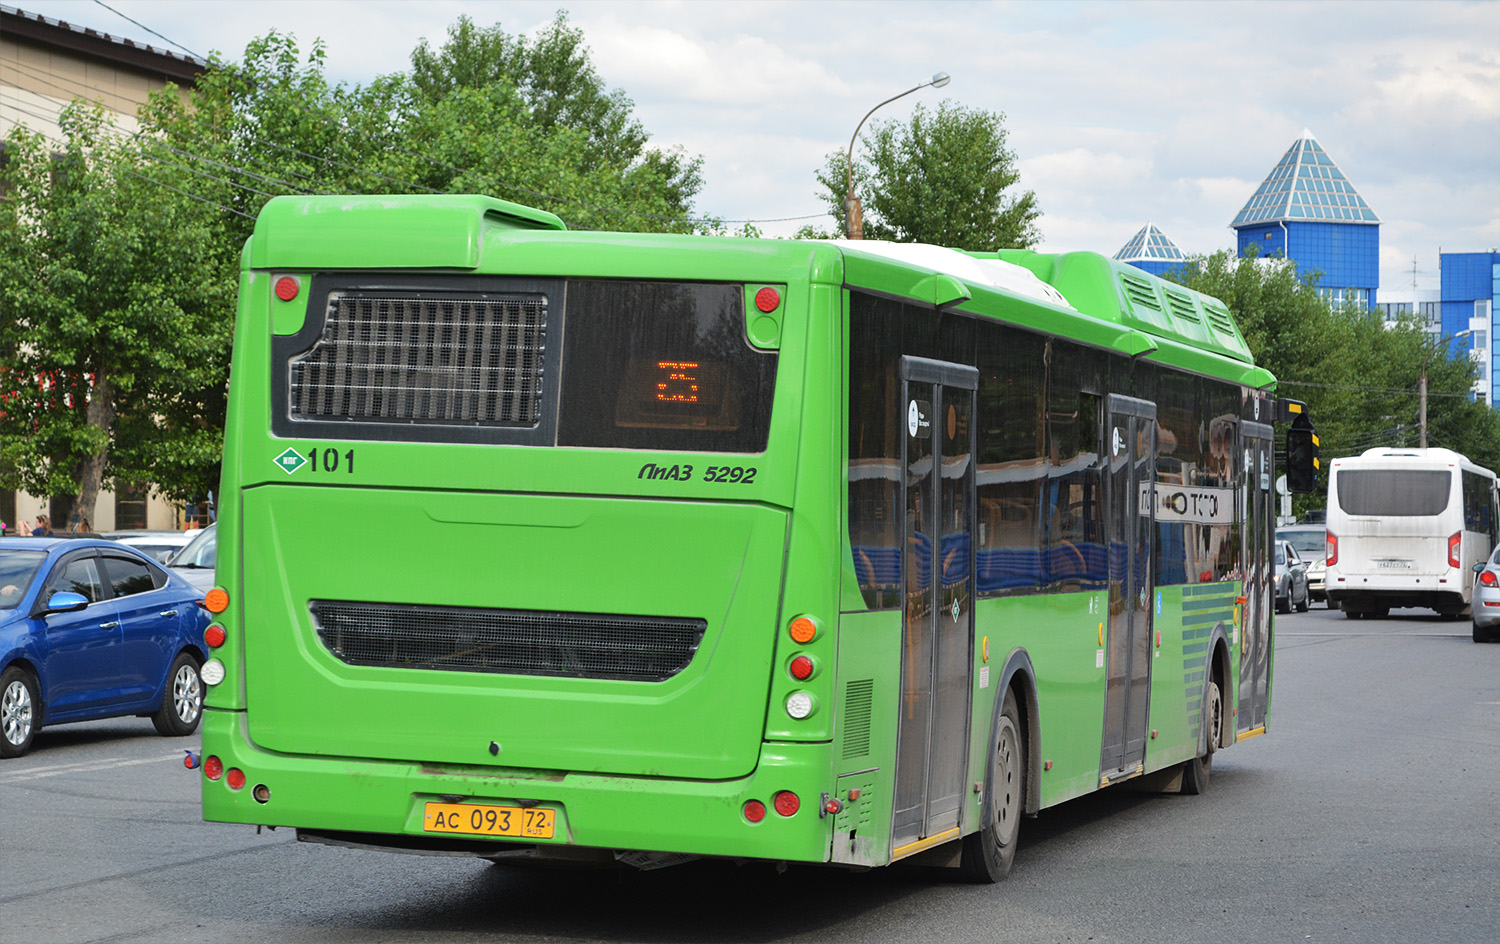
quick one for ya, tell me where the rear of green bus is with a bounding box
[200,195,848,865]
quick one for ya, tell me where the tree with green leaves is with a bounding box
[0,106,233,528]
[1167,249,1500,494]
[805,101,1041,249]
[140,14,706,238]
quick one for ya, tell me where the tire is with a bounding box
[1,665,40,758]
[1295,589,1309,613]
[960,688,1025,883]
[151,653,203,737]
[1275,594,1290,615]
[1371,607,1390,620]
[1476,623,1497,643]
[1181,678,1221,795]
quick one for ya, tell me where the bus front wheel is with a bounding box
[960,688,1024,883]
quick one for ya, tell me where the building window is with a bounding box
[114,482,149,531]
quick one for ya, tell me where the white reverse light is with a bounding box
[785,691,814,720]
[201,660,226,686]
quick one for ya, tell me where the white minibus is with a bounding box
[1325,448,1499,619]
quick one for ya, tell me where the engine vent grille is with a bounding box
[290,292,547,426]
[309,601,706,682]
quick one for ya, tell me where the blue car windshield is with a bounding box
[0,550,47,608]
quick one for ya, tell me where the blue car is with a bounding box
[0,537,212,757]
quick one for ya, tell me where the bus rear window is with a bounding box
[1336,470,1451,516]
[558,281,776,452]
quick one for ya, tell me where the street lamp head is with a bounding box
[844,70,952,239]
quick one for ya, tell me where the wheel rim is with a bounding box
[2,678,33,747]
[1205,686,1222,755]
[173,664,202,724]
[992,718,1021,847]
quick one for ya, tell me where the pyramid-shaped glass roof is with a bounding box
[1231,131,1379,228]
[1114,222,1185,263]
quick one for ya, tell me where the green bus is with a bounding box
[199,194,1314,881]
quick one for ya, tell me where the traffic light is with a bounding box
[1285,413,1319,493]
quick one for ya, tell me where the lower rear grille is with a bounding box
[309,601,706,682]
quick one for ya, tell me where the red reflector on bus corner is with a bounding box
[789,655,814,680]
[203,756,223,781]
[204,624,226,648]
[754,287,780,312]
[1448,532,1461,569]
[743,799,767,823]
[226,768,247,791]
[773,791,800,816]
[274,276,299,301]
[204,588,229,614]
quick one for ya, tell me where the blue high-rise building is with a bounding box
[1114,222,1186,277]
[1230,131,1380,307]
[1440,251,1499,407]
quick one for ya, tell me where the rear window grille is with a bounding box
[309,600,706,682]
[290,292,547,426]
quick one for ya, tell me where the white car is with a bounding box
[168,524,217,592]
[103,530,195,564]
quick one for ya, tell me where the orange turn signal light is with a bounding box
[204,588,229,614]
[788,616,817,644]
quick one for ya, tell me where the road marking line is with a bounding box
[0,753,184,784]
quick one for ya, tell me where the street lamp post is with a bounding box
[844,71,951,239]
[1420,329,1471,448]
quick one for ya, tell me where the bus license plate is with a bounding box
[423,802,555,839]
[1375,560,1413,569]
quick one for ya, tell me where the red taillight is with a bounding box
[226,768,247,791]
[204,624,226,648]
[743,799,766,823]
[1326,532,1338,568]
[203,755,224,781]
[1479,570,1498,587]
[275,276,299,301]
[773,790,800,817]
[789,655,814,680]
[754,287,781,312]
[1448,532,1461,569]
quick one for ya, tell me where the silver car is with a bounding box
[1277,525,1327,606]
[1274,540,1310,614]
[1474,545,1500,643]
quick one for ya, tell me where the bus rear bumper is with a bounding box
[198,708,837,865]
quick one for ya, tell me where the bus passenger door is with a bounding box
[891,356,977,856]
[1100,395,1157,783]
[1239,420,1275,735]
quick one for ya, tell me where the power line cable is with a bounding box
[35,9,830,228]
[90,0,205,61]
[4,57,444,196]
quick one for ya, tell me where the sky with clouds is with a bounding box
[12,0,1500,292]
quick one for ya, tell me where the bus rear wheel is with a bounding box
[960,688,1024,883]
[1181,679,1221,795]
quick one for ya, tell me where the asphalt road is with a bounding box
[2,604,1497,944]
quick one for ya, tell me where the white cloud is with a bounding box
[11,0,1497,288]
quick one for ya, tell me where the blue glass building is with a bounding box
[1440,251,1499,407]
[1230,131,1380,307]
[1114,222,1186,277]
